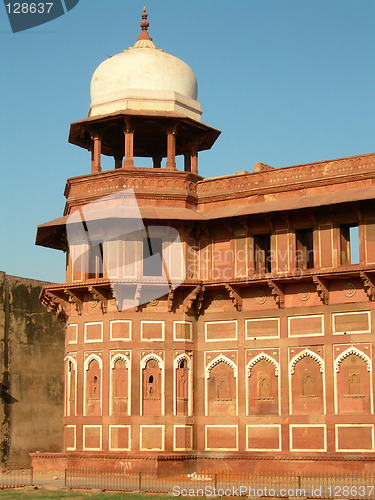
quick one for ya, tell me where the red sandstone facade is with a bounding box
[34,12,375,473]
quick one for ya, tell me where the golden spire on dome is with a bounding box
[132,6,156,49]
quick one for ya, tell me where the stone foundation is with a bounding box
[30,452,375,475]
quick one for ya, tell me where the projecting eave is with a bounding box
[68,110,221,157]
[35,185,375,251]
[201,186,375,220]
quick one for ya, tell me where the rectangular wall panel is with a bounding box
[174,321,193,341]
[246,425,281,451]
[67,324,78,344]
[140,425,164,451]
[288,315,324,337]
[335,425,374,452]
[84,322,103,342]
[246,318,280,339]
[141,321,164,341]
[109,425,131,451]
[205,425,238,451]
[290,425,326,452]
[205,321,237,341]
[83,425,102,451]
[174,425,193,451]
[333,311,371,334]
[110,320,132,341]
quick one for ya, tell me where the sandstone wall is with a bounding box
[0,272,65,466]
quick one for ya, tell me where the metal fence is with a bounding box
[0,468,33,489]
[65,467,375,498]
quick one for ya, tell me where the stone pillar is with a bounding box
[91,133,102,174]
[114,156,123,169]
[166,126,177,171]
[191,143,198,175]
[123,118,135,168]
[153,155,162,168]
[184,153,191,172]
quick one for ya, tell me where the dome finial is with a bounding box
[137,6,153,42]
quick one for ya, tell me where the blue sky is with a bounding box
[1,0,374,282]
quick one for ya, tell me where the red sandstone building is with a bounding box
[34,11,375,473]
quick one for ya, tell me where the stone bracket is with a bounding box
[225,284,242,311]
[88,286,108,314]
[360,271,375,301]
[196,285,206,314]
[64,288,84,315]
[267,279,285,309]
[167,287,175,312]
[312,276,329,305]
[183,285,202,313]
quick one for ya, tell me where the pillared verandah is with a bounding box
[33,8,375,473]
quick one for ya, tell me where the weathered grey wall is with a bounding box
[0,272,65,466]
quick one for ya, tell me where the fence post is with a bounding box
[298,474,302,490]
[215,473,217,490]
[64,468,67,487]
[30,467,34,486]
[138,472,142,492]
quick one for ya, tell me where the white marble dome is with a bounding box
[88,10,202,121]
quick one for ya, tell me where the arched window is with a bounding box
[141,356,163,416]
[206,357,237,416]
[290,352,324,415]
[85,356,102,416]
[335,352,372,414]
[174,355,192,416]
[247,356,279,415]
[111,356,130,415]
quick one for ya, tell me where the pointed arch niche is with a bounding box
[84,354,102,416]
[334,346,373,415]
[110,353,131,416]
[140,354,164,416]
[205,355,237,416]
[65,355,77,417]
[174,353,193,416]
[246,353,280,415]
[289,349,325,415]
